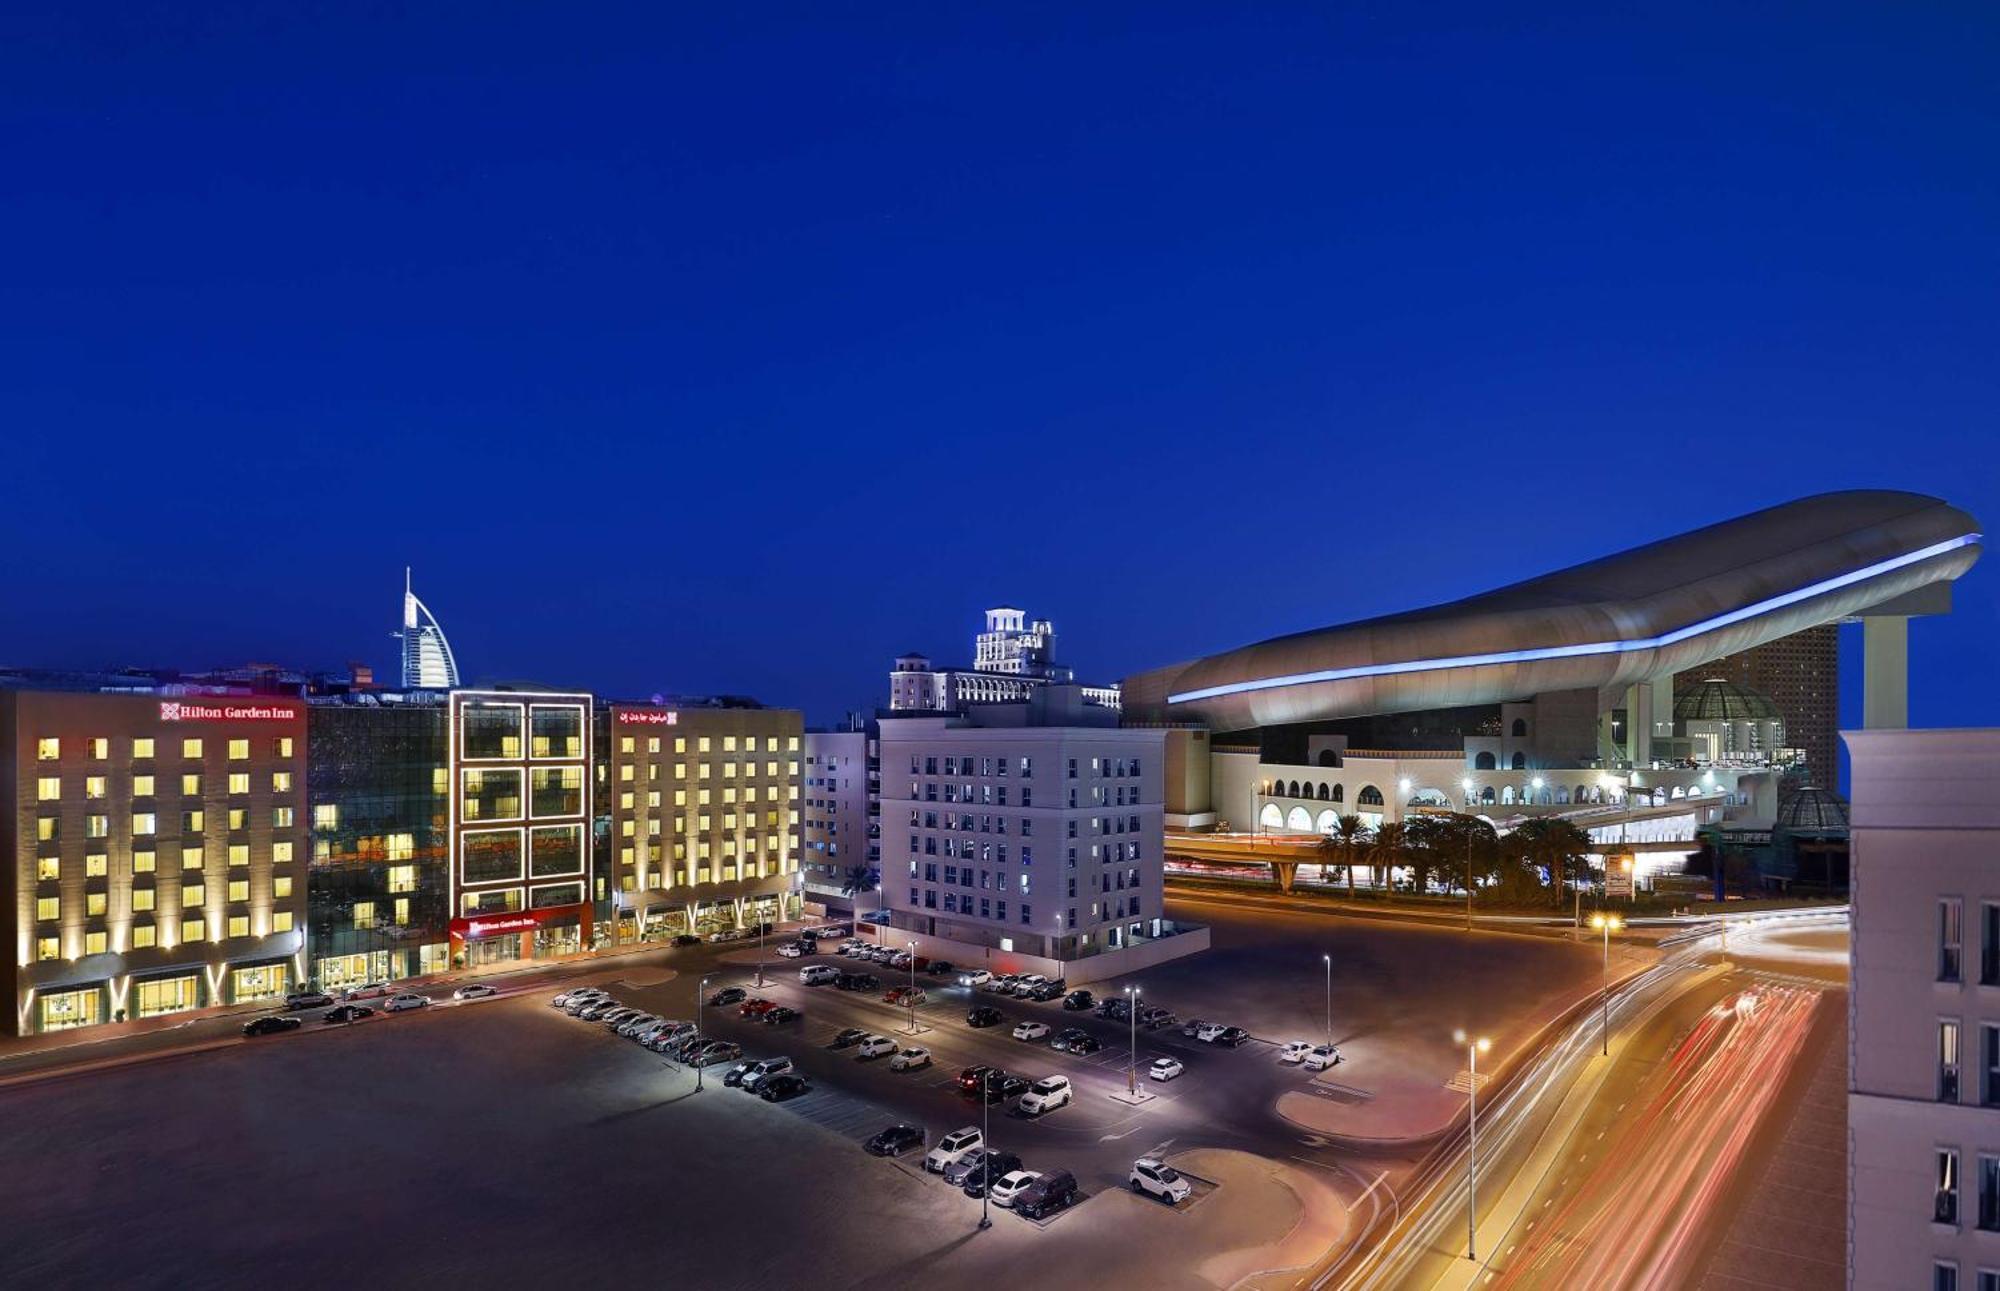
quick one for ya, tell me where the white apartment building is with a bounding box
[889,607,1120,714]
[1847,728,2000,1291]
[802,722,875,916]
[877,686,1204,983]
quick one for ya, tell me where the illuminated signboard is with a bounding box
[616,710,678,726]
[158,701,300,723]
[449,904,587,940]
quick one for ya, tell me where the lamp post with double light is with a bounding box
[978,1069,994,1230]
[696,974,711,1092]
[1589,912,1622,1056]
[1125,984,1142,1094]
[905,939,920,1034]
[1321,953,1332,1050]
[1456,1028,1491,1261]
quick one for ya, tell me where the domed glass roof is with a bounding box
[1673,677,1782,722]
[1776,786,1851,834]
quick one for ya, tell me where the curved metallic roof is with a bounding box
[1127,491,1979,732]
[1673,678,1782,722]
[1777,786,1850,834]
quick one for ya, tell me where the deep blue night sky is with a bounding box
[4,4,1996,757]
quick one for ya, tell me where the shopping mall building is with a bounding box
[1122,490,1981,885]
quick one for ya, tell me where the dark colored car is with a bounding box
[243,1015,302,1037]
[1014,1168,1080,1220]
[673,934,701,947]
[1063,990,1095,1011]
[763,1006,801,1025]
[675,1034,710,1061]
[923,960,956,976]
[1097,998,1131,1021]
[957,1064,1001,1092]
[760,1073,811,1102]
[723,1060,758,1088]
[708,986,748,1007]
[1068,1034,1102,1055]
[836,973,880,992]
[966,1005,1004,1028]
[1028,982,1065,1002]
[321,1004,374,1024]
[960,1151,1026,1198]
[283,991,334,1011]
[1216,1026,1251,1047]
[864,1124,925,1157]
[1142,1007,1179,1030]
[832,1027,869,1049]
[976,1073,1028,1103]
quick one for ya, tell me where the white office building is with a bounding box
[1846,728,2000,1291]
[802,720,876,916]
[877,686,1204,983]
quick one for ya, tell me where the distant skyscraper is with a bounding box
[396,568,460,690]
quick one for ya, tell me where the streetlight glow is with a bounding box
[1456,1028,1492,1261]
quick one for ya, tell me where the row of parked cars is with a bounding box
[246,982,500,1036]
[834,939,956,975]
[866,1122,1191,1216]
[551,986,744,1067]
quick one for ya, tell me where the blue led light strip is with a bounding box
[1168,533,1983,705]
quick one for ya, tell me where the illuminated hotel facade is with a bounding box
[3,685,308,1034]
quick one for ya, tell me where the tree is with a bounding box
[1366,821,1410,893]
[840,864,880,898]
[1407,813,1501,896]
[1504,817,1594,907]
[1331,814,1369,899]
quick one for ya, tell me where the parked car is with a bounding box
[831,1027,869,1049]
[616,1013,662,1037]
[706,929,741,944]
[959,969,992,988]
[763,1006,801,1025]
[243,1014,301,1036]
[1130,1156,1192,1204]
[884,986,926,1005]
[551,988,604,1009]
[284,990,335,1011]
[707,986,748,1007]
[672,933,701,947]
[1097,998,1131,1022]
[1149,1056,1185,1082]
[634,1018,681,1044]
[889,1046,932,1072]
[340,983,391,1002]
[775,943,805,959]
[673,1034,711,1061]
[966,1006,1004,1028]
[1012,1021,1051,1042]
[924,1126,985,1173]
[600,1007,644,1029]
[649,1023,697,1051]
[723,1059,760,1088]
[1051,1027,1089,1053]
[959,1151,1026,1197]
[739,1057,795,1092]
[1011,974,1048,997]
[573,997,620,1018]
[1193,1022,1227,1044]
[738,998,778,1018]
[957,1064,1001,1093]
[864,1124,926,1157]
[1018,1075,1074,1116]
[759,1073,811,1102]
[1013,1168,1080,1220]
[1180,1018,1213,1038]
[452,983,497,1000]
[1027,981,1065,1002]
[1303,1044,1342,1071]
[1278,1040,1313,1064]
[857,1034,898,1059]
[693,1040,742,1065]
[978,1073,1029,1103]
[1216,1026,1251,1047]
[836,973,880,992]
[988,1169,1042,1208]
[384,993,431,1013]
[800,965,839,985]
[321,1004,374,1024]
[923,960,956,976]
[1063,990,1095,1011]
[1140,1006,1176,1029]
[888,952,914,969]
[1063,1033,1101,1056]
[983,975,1018,994]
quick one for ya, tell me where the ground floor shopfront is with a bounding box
[613,890,803,946]
[312,943,452,991]
[447,902,590,969]
[20,953,302,1035]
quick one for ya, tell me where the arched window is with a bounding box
[1286,806,1313,832]
[1315,809,1338,834]
[1357,785,1384,807]
[1574,784,1588,805]
[1501,785,1516,805]
[1258,803,1284,831]
[1330,784,1344,803]
[1480,786,1496,804]
[1289,780,1302,798]
[1670,785,1685,799]
[1316,750,1339,767]
[1316,783,1330,801]
[1474,751,1496,771]
[1510,752,1526,771]
[1511,718,1528,737]
[1554,787,1570,804]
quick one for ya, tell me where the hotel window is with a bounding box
[227,915,249,938]
[36,737,59,760]
[36,936,58,961]
[313,804,338,830]
[228,738,249,760]
[131,811,156,836]
[133,775,154,797]
[228,773,249,794]
[85,930,107,955]
[85,775,106,799]
[273,806,294,828]
[1984,903,2000,987]
[36,856,59,881]
[620,736,635,754]
[36,896,59,921]
[86,892,107,917]
[228,808,247,830]
[36,776,60,801]
[272,841,293,863]
[531,765,584,817]
[788,736,799,752]
[227,879,249,903]
[394,898,410,926]
[1940,1019,1964,1100]
[619,764,634,783]
[1943,899,1966,982]
[225,844,247,867]
[182,846,204,869]
[354,902,377,929]
[132,922,155,948]
[273,910,293,932]
[182,772,201,795]
[183,809,204,832]
[37,817,58,842]
[1939,1266,1960,1291]
[182,738,202,759]
[182,883,205,905]
[85,853,107,878]
[274,876,292,898]
[385,833,413,861]
[89,736,108,759]
[132,737,154,759]
[86,814,108,838]
[529,705,583,758]
[182,918,205,943]
[1980,1156,2000,1232]
[133,888,155,912]
[648,737,661,754]
[134,850,155,873]
[275,736,293,758]
[1940,1148,1963,1225]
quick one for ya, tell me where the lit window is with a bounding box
[227,879,248,902]
[134,850,155,873]
[132,922,156,948]
[183,809,204,832]
[36,738,59,760]
[354,902,377,930]
[274,737,293,758]
[36,896,60,921]
[133,888,155,912]
[182,883,205,905]
[385,833,413,861]
[273,806,293,828]
[85,776,106,800]
[37,818,57,841]
[85,930,107,956]
[182,918,205,943]
[36,777,60,802]
[182,847,204,869]
[86,892,107,917]
[274,875,293,898]
[387,865,415,894]
[272,841,293,863]
[181,773,201,795]
[675,737,687,754]
[89,737,108,759]
[85,815,108,838]
[132,812,156,835]
[133,775,154,796]
[228,844,249,867]
[132,737,154,759]
[182,738,203,759]
[620,737,635,754]
[648,737,661,754]
[227,915,248,939]
[36,857,58,881]
[228,808,247,830]
[227,739,249,760]
[394,898,409,926]
[36,937,58,961]
[273,910,293,932]
[85,853,107,877]
[228,773,249,794]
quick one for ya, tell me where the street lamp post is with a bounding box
[1456,1029,1491,1261]
[978,1069,993,1230]
[755,905,766,988]
[1460,780,1476,934]
[1125,984,1141,1094]
[1589,913,1622,1056]
[1321,953,1332,1050]
[696,974,710,1092]
[905,939,919,1035]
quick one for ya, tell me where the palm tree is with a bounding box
[839,864,879,898]
[1366,821,1409,895]
[1331,814,1369,899]
[1507,817,1593,907]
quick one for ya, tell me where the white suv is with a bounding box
[1303,1044,1342,1071]
[924,1126,984,1173]
[799,965,839,985]
[1129,1157,1192,1204]
[1018,1075,1073,1116]
[740,1057,794,1092]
